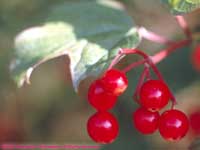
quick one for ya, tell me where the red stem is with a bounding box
[147,58,164,81]
[108,38,190,73]
[107,16,192,108]
[151,39,191,64]
[115,47,179,106]
[138,27,175,45]
[122,59,147,73]
[147,59,177,107]
[122,48,149,59]
[145,63,151,80]
[133,66,150,103]
[175,15,192,40]
[108,49,124,70]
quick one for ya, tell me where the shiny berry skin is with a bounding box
[139,80,170,111]
[87,111,119,144]
[159,109,189,141]
[133,107,160,134]
[191,45,200,72]
[88,80,117,111]
[189,110,200,135]
[101,69,128,96]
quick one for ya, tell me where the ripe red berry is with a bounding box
[139,80,170,111]
[88,80,117,111]
[133,107,160,134]
[101,69,128,96]
[191,44,200,72]
[87,111,119,144]
[189,110,200,136]
[159,109,189,141]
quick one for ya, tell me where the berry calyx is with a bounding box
[88,80,117,111]
[191,44,200,72]
[139,80,170,111]
[158,109,189,141]
[87,111,119,144]
[101,69,128,96]
[189,110,200,136]
[133,107,160,134]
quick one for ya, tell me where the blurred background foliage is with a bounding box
[0,0,200,149]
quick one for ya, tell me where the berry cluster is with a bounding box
[87,69,128,143]
[86,48,189,144]
[133,79,189,141]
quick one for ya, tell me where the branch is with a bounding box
[122,59,146,73]
[147,58,177,107]
[175,15,192,40]
[108,49,124,70]
[133,66,150,103]
[151,39,191,64]
[138,27,175,45]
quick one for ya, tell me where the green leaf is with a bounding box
[186,0,200,4]
[161,0,200,14]
[10,0,141,91]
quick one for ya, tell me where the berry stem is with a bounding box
[107,16,192,109]
[138,27,175,45]
[122,48,149,59]
[175,15,192,40]
[147,58,177,107]
[122,59,147,73]
[151,39,191,64]
[108,38,190,72]
[118,48,178,106]
[145,63,151,80]
[147,58,164,81]
[133,66,150,103]
[108,49,124,70]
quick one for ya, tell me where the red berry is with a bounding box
[88,80,117,111]
[189,110,200,135]
[191,45,200,72]
[159,109,189,141]
[139,80,170,111]
[133,107,160,134]
[101,69,128,96]
[87,111,119,144]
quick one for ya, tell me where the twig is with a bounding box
[138,27,175,45]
